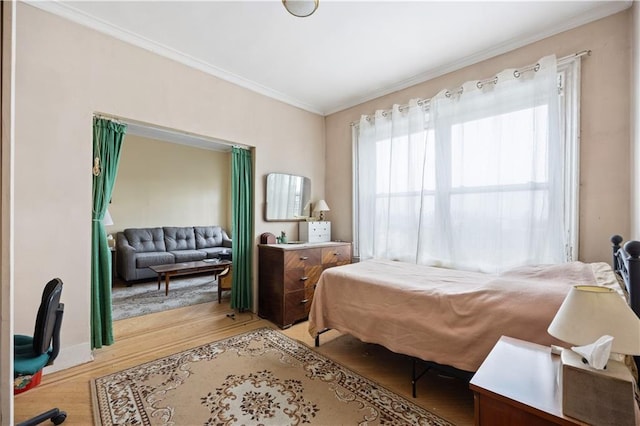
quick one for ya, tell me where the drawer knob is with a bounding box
[300,276,309,281]
[300,299,310,304]
[300,256,309,260]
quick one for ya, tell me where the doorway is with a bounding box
[107,120,236,321]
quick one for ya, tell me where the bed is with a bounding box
[309,235,640,391]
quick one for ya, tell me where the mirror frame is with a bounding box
[264,173,311,221]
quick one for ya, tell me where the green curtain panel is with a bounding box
[231,147,253,311]
[91,117,126,348]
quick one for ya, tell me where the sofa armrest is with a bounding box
[116,233,137,281]
[222,229,232,248]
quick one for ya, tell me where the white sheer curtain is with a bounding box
[356,55,566,273]
[357,100,429,262]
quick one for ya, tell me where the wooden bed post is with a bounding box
[611,235,640,376]
[623,241,640,319]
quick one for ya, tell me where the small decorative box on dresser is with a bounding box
[299,221,331,243]
[258,241,351,329]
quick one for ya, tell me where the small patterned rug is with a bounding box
[91,328,453,425]
[111,275,220,321]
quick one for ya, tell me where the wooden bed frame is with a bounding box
[314,235,640,396]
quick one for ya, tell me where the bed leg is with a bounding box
[412,359,417,398]
[412,358,431,398]
[314,328,330,347]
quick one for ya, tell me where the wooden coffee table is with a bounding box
[149,260,232,296]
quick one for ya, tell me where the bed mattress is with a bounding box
[309,258,620,372]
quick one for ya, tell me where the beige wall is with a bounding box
[325,10,632,265]
[12,3,325,370]
[1,1,15,419]
[632,2,640,240]
[111,135,231,234]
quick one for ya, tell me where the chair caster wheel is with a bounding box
[51,412,67,425]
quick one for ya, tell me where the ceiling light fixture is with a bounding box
[282,0,319,18]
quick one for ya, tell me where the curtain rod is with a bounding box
[92,112,251,150]
[350,49,591,127]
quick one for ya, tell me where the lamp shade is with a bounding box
[313,199,330,213]
[102,209,114,226]
[548,285,640,355]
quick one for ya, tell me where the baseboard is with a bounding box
[44,341,94,374]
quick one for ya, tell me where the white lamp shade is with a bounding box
[102,209,114,226]
[548,285,640,355]
[313,199,330,213]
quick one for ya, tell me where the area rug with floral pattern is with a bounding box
[91,327,453,425]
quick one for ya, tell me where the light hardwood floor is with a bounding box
[14,300,474,425]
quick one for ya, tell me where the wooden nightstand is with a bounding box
[469,336,586,426]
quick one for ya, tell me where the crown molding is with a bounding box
[26,0,632,117]
[25,0,324,116]
[323,0,633,115]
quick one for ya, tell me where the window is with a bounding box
[353,55,580,273]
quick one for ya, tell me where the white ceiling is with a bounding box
[32,1,631,116]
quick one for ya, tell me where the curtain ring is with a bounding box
[534,63,541,72]
[514,69,521,78]
[476,81,483,89]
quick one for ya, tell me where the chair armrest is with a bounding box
[47,303,64,365]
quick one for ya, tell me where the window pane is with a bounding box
[451,106,548,188]
[376,130,433,194]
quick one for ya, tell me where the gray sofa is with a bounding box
[116,226,232,282]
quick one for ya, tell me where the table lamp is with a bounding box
[102,209,113,226]
[313,199,330,221]
[103,209,115,247]
[547,285,640,425]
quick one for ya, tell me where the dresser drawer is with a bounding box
[259,242,352,329]
[284,265,322,293]
[283,287,315,326]
[284,249,321,269]
[322,245,351,266]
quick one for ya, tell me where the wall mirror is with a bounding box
[265,173,311,221]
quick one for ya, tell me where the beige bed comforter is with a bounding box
[309,259,620,372]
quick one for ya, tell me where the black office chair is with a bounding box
[14,278,67,425]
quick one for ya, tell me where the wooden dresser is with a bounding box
[258,242,351,329]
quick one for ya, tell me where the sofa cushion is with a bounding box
[170,250,206,263]
[194,226,225,249]
[163,227,196,251]
[124,228,166,253]
[135,251,175,268]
